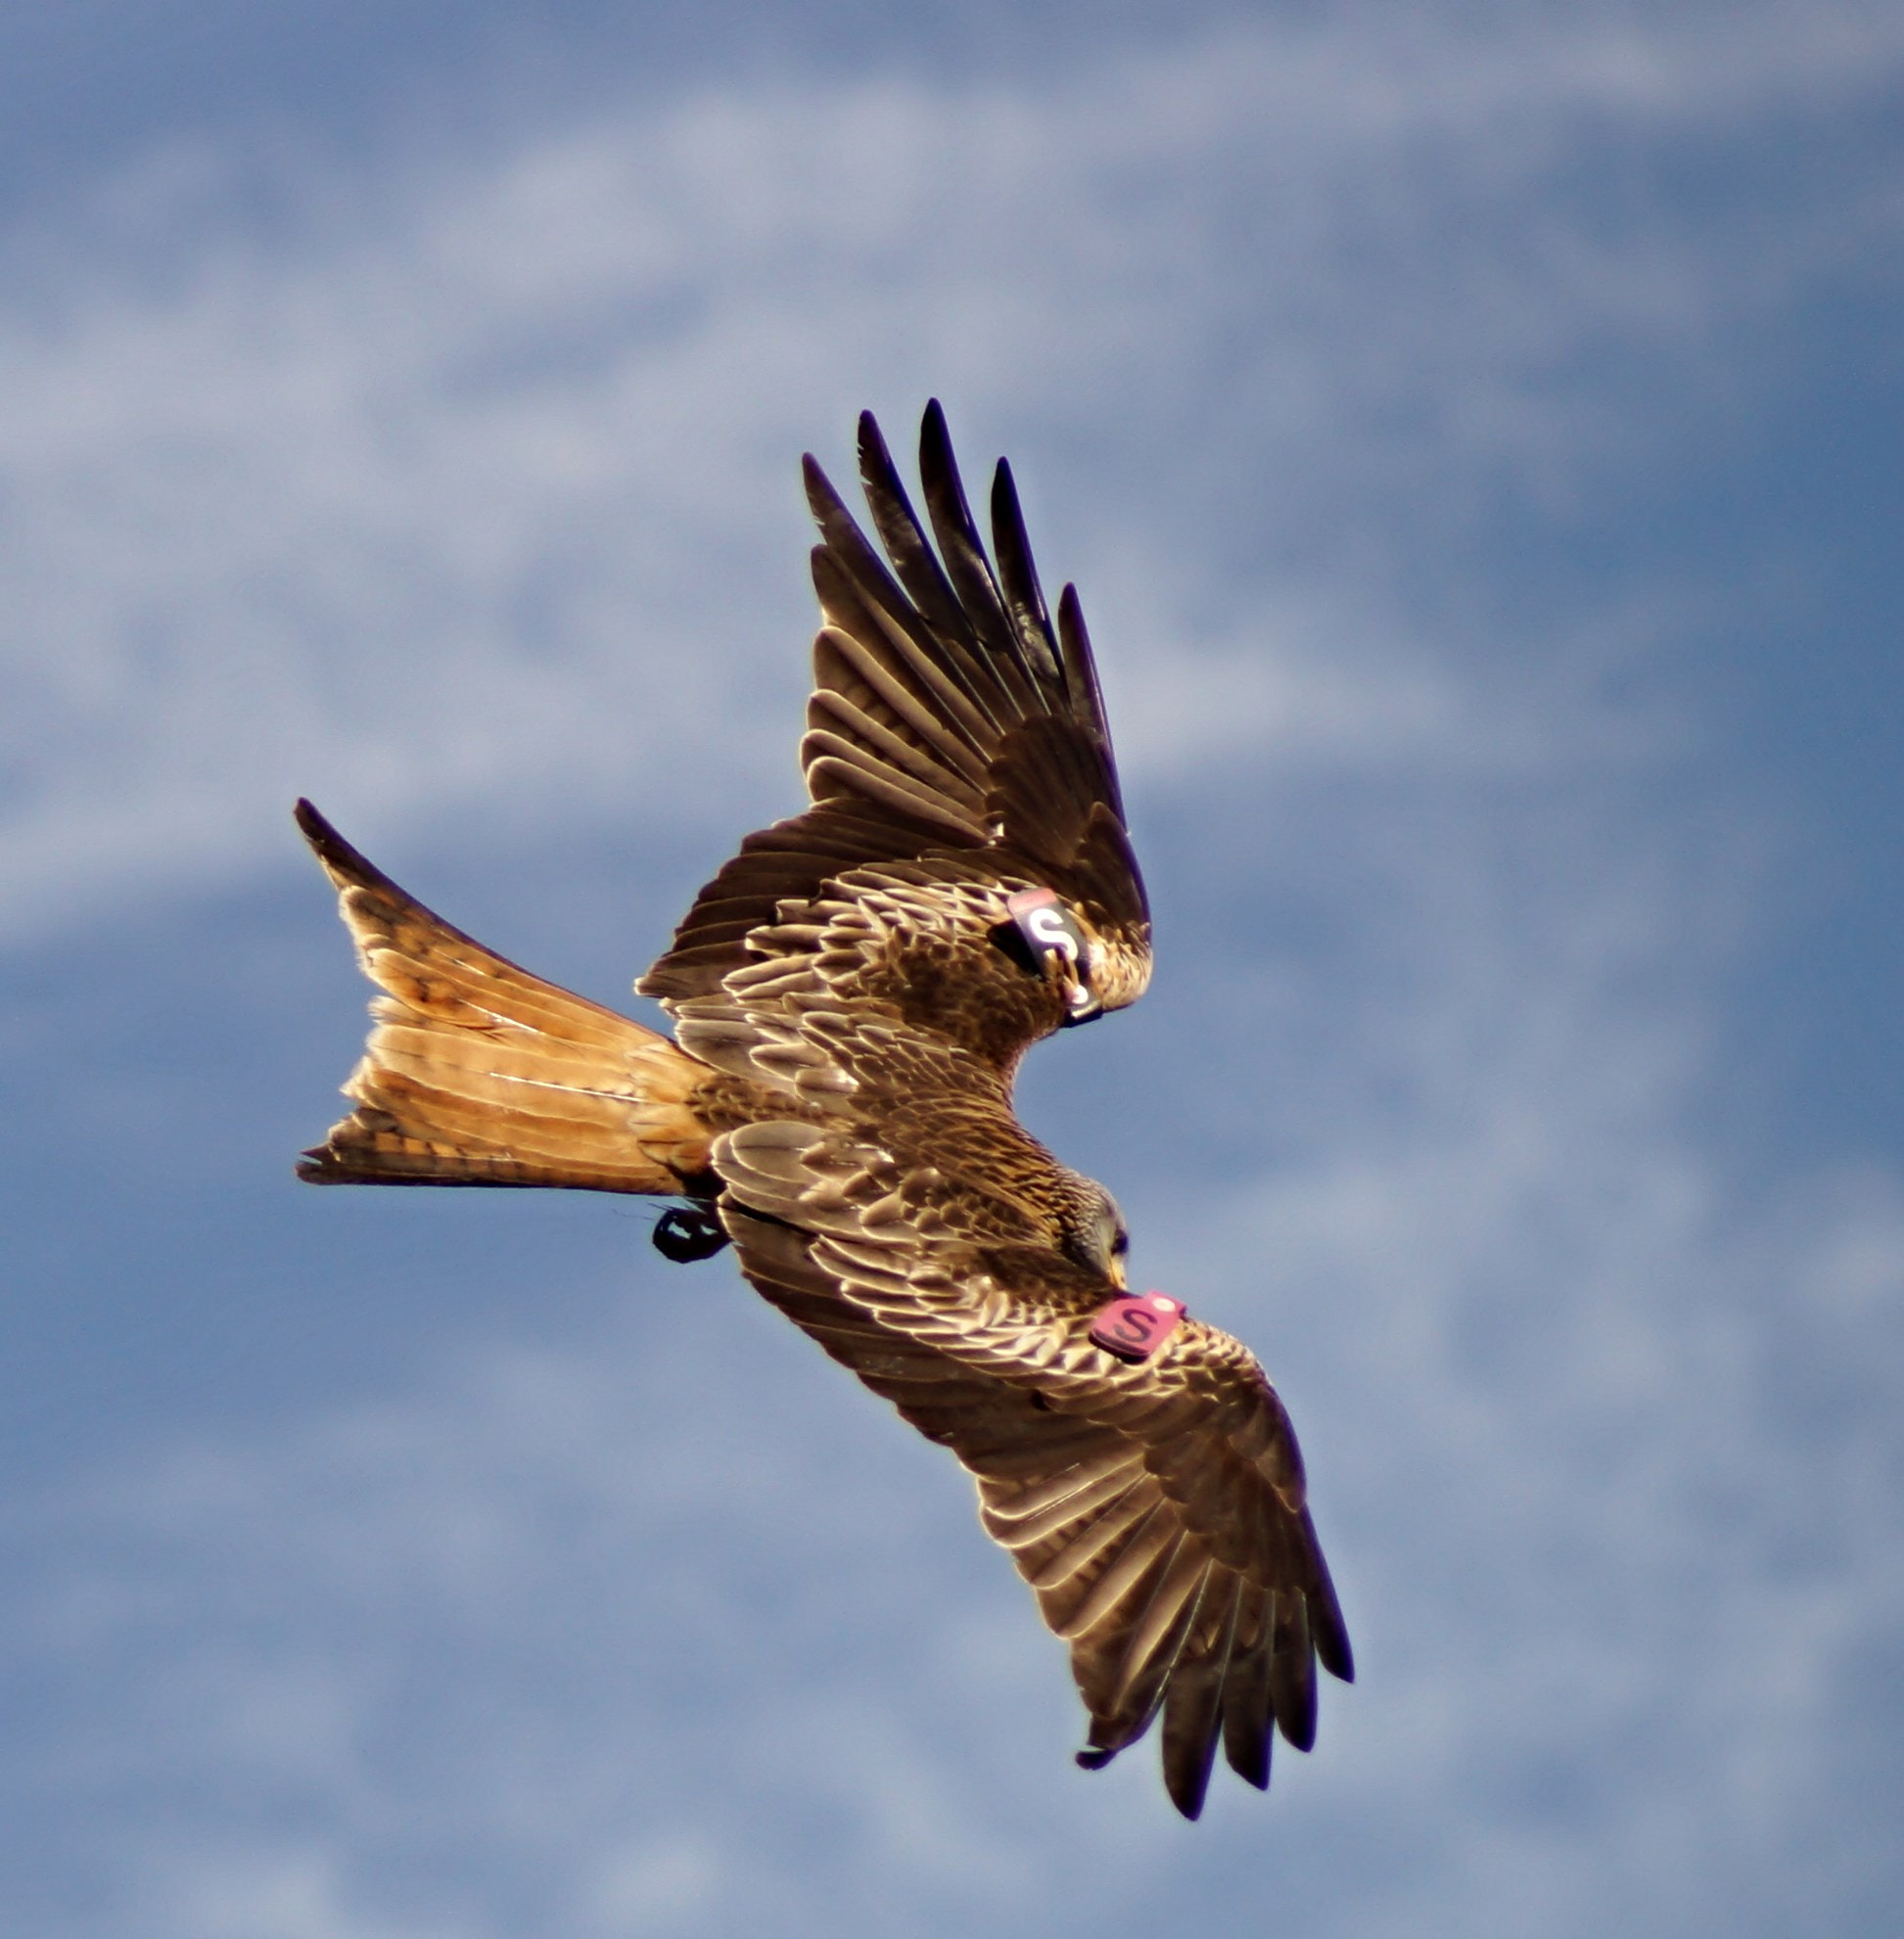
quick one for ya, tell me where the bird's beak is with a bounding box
[1109,1256,1127,1289]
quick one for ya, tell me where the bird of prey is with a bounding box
[296,402,1352,1819]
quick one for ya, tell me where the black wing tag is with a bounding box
[1000,886,1102,1026]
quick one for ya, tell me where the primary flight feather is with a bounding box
[297,402,1351,1818]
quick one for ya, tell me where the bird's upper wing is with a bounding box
[712,1107,1353,1820]
[638,402,1149,1072]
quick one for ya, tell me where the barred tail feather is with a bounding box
[296,800,710,1193]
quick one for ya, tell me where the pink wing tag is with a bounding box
[1089,1292,1187,1362]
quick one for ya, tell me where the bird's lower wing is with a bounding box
[718,1125,1352,1819]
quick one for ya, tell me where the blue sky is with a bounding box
[3,4,1901,1933]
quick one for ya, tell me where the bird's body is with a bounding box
[298,404,1351,1817]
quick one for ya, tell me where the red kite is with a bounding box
[298,404,1350,1817]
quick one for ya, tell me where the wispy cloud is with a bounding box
[5,7,1901,1934]
[14,1296,1161,1935]
[15,660,1901,1934]
[4,3,1898,941]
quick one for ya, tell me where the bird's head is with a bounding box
[1058,1172,1130,1288]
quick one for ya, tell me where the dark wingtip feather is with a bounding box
[1319,1620,1355,1685]
[803,450,847,523]
[1275,1671,1319,1754]
[1219,1607,1277,1790]
[294,798,397,898]
[1308,1554,1355,1684]
[916,400,976,547]
[1055,582,1113,745]
[293,795,337,851]
[1226,1722,1273,1792]
[916,404,1043,707]
[989,457,1061,687]
[857,407,896,479]
[1162,1724,1219,1821]
[851,407,986,659]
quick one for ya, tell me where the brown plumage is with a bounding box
[298,402,1351,1817]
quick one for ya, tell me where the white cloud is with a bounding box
[1153,756,1904,1933]
[3,3,1899,941]
[5,7,1901,1932]
[14,1293,1176,1936]
[15,598,1902,1937]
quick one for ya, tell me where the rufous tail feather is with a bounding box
[295,800,711,1192]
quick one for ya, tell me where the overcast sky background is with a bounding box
[3,4,1901,1934]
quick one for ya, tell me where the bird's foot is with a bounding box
[653,1205,729,1263]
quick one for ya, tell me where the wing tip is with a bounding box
[1164,1775,1210,1822]
[803,450,846,523]
[293,794,340,858]
[292,797,393,898]
[856,407,895,474]
[1323,1629,1357,1685]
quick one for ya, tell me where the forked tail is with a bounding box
[295,800,712,1193]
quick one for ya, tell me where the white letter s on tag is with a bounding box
[1024,904,1080,965]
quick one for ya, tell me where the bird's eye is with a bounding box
[1112,1227,1130,1257]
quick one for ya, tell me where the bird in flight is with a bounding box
[297,402,1351,1818]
